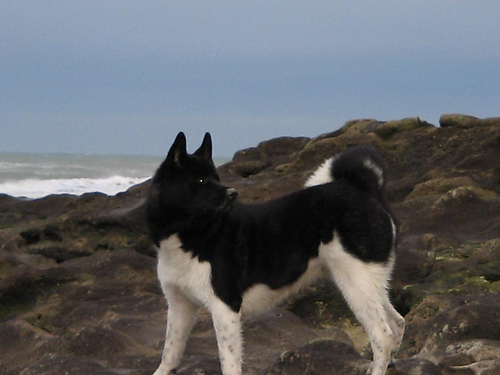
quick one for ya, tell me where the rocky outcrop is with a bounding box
[1,114,500,374]
[439,114,500,129]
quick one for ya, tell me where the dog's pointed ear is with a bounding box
[194,132,213,161]
[167,132,187,166]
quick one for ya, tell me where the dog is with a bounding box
[145,132,405,375]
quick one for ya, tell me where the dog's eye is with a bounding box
[198,178,206,184]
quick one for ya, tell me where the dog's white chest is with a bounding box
[157,234,213,305]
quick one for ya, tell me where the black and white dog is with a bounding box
[146,132,405,375]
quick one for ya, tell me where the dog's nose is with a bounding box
[227,188,238,200]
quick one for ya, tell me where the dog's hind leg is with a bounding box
[153,286,200,375]
[320,238,398,375]
[209,297,243,375]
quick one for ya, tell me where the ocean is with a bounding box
[0,153,229,199]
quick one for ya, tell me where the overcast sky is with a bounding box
[1,1,499,157]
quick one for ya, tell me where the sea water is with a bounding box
[0,153,229,198]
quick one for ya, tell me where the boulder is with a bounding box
[401,294,500,364]
[440,339,500,374]
[373,117,434,139]
[439,113,500,128]
[263,339,370,375]
[388,358,441,375]
[404,176,494,201]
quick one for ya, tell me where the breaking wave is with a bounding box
[0,176,147,198]
[0,176,149,199]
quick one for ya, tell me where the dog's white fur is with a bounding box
[153,162,405,375]
[304,156,336,188]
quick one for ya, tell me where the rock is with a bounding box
[220,137,309,179]
[373,117,434,139]
[27,245,93,263]
[263,339,370,375]
[0,319,57,372]
[388,358,441,375]
[405,177,488,201]
[242,309,319,371]
[19,227,42,244]
[0,262,73,321]
[401,294,500,363]
[0,250,164,375]
[440,339,500,375]
[440,113,500,128]
[440,114,481,128]
[396,187,500,245]
[393,237,500,316]
[0,194,77,223]
[477,238,500,263]
[176,358,223,375]
[340,118,382,134]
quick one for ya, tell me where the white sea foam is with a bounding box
[0,176,149,199]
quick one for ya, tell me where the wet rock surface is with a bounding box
[1,114,500,374]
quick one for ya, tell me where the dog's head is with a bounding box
[147,132,238,230]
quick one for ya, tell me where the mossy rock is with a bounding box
[440,114,480,128]
[439,114,500,128]
[373,117,434,139]
[340,119,382,134]
[405,177,486,200]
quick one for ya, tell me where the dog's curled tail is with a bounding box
[305,146,386,193]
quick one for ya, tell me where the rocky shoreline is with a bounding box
[1,114,499,374]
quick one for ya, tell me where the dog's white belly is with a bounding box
[157,234,214,307]
[241,257,326,316]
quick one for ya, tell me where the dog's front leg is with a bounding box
[153,286,200,375]
[210,298,243,375]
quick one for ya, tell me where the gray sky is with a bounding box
[1,1,499,157]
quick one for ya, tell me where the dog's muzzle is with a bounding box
[218,187,238,212]
[226,188,238,202]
